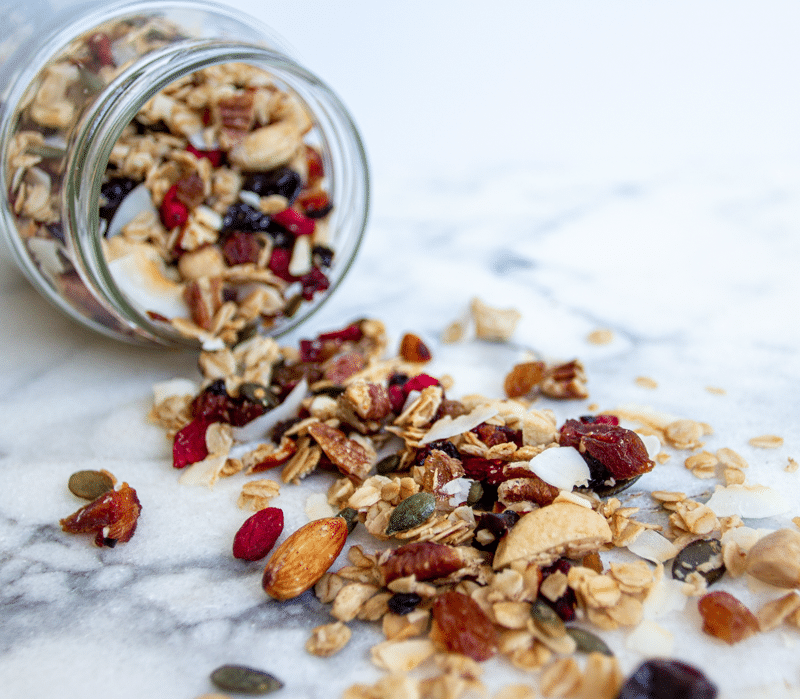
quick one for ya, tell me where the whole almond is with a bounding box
[262,516,348,601]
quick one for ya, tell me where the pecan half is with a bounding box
[308,422,372,482]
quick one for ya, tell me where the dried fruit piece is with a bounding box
[232,507,284,561]
[385,492,436,536]
[672,538,725,587]
[60,483,142,547]
[67,470,115,500]
[262,516,348,600]
[387,592,422,615]
[697,590,759,644]
[617,659,717,699]
[210,664,283,695]
[173,417,212,468]
[431,590,498,661]
[381,542,464,584]
[503,361,545,398]
[744,528,800,588]
[399,333,432,362]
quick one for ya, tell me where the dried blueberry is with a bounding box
[387,592,422,615]
[221,203,271,232]
[242,166,303,203]
[99,176,137,222]
[617,659,717,699]
[312,244,335,268]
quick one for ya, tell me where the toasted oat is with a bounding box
[664,419,707,450]
[685,451,718,479]
[749,434,784,449]
[305,621,352,657]
[756,592,800,632]
[786,457,799,473]
[470,297,521,342]
[237,478,280,510]
[587,329,614,345]
[705,386,727,395]
[540,657,582,697]
[635,376,658,389]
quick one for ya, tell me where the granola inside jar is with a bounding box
[0,0,369,347]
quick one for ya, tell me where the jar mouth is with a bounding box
[66,39,369,348]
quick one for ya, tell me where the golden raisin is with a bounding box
[503,361,545,398]
[399,333,432,363]
[697,590,759,644]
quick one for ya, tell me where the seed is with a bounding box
[531,598,566,638]
[671,538,725,586]
[566,627,613,656]
[387,592,422,615]
[336,506,359,534]
[467,480,483,506]
[210,664,283,695]
[590,474,643,497]
[385,492,436,536]
[375,453,401,475]
[67,470,115,500]
[239,382,279,409]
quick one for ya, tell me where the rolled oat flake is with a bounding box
[210,664,283,695]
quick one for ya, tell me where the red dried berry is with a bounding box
[559,418,654,481]
[272,208,315,237]
[403,373,439,395]
[232,507,284,561]
[432,590,498,661]
[268,247,293,281]
[296,189,333,219]
[87,33,114,67]
[305,145,324,185]
[388,384,406,413]
[173,418,212,468]
[299,267,330,301]
[222,230,261,266]
[697,590,759,645]
[461,456,506,485]
[160,184,189,229]
[60,483,142,547]
[186,143,224,167]
[317,323,364,344]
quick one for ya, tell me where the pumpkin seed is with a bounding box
[566,627,613,655]
[336,506,359,534]
[671,538,725,586]
[590,474,643,498]
[210,664,283,695]
[68,470,114,500]
[467,480,483,506]
[385,492,435,536]
[239,383,279,409]
[531,598,566,638]
[376,453,401,475]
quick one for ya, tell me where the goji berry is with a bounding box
[232,507,284,561]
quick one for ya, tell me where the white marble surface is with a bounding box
[2,2,800,698]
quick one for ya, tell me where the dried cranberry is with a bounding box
[387,592,422,615]
[222,231,261,266]
[160,184,189,229]
[191,380,265,427]
[271,208,315,237]
[99,177,137,222]
[60,483,141,547]
[242,166,303,203]
[559,418,654,482]
[617,659,718,699]
[268,247,294,281]
[173,417,212,468]
[299,267,329,300]
[403,374,440,395]
[579,414,619,426]
[186,143,224,167]
[472,423,522,448]
[270,363,324,400]
[305,145,324,185]
[461,456,506,485]
[221,203,271,232]
[388,384,406,413]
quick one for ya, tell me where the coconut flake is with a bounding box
[625,619,674,657]
[643,575,688,619]
[627,529,679,563]
[439,477,474,507]
[526,446,590,490]
[107,245,186,319]
[178,453,227,487]
[639,433,661,461]
[705,484,790,519]
[419,404,499,445]
[106,182,157,238]
[153,378,198,404]
[231,378,308,443]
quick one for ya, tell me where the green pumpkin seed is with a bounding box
[376,453,401,475]
[210,664,283,695]
[385,492,435,536]
[671,538,725,586]
[336,506,359,534]
[68,470,114,500]
[531,598,566,638]
[466,480,483,506]
[240,382,279,409]
[27,143,67,160]
[566,627,613,656]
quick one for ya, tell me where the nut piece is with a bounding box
[493,501,612,569]
[262,516,349,600]
[745,528,800,589]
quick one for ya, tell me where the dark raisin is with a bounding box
[617,659,717,699]
[312,244,334,268]
[414,439,461,466]
[540,558,578,621]
[242,166,303,203]
[221,203,271,232]
[473,510,520,552]
[222,230,262,266]
[46,222,65,243]
[99,177,137,222]
[387,592,422,615]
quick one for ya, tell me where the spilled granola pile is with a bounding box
[80,300,796,698]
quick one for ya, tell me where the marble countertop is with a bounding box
[2,2,800,698]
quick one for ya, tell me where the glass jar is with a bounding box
[0,0,369,348]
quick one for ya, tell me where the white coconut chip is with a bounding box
[638,433,661,461]
[439,477,474,507]
[231,378,308,444]
[106,182,157,238]
[178,453,227,487]
[642,575,688,619]
[627,529,679,564]
[525,446,590,490]
[705,483,790,519]
[419,404,499,445]
[625,619,674,657]
[152,378,198,404]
